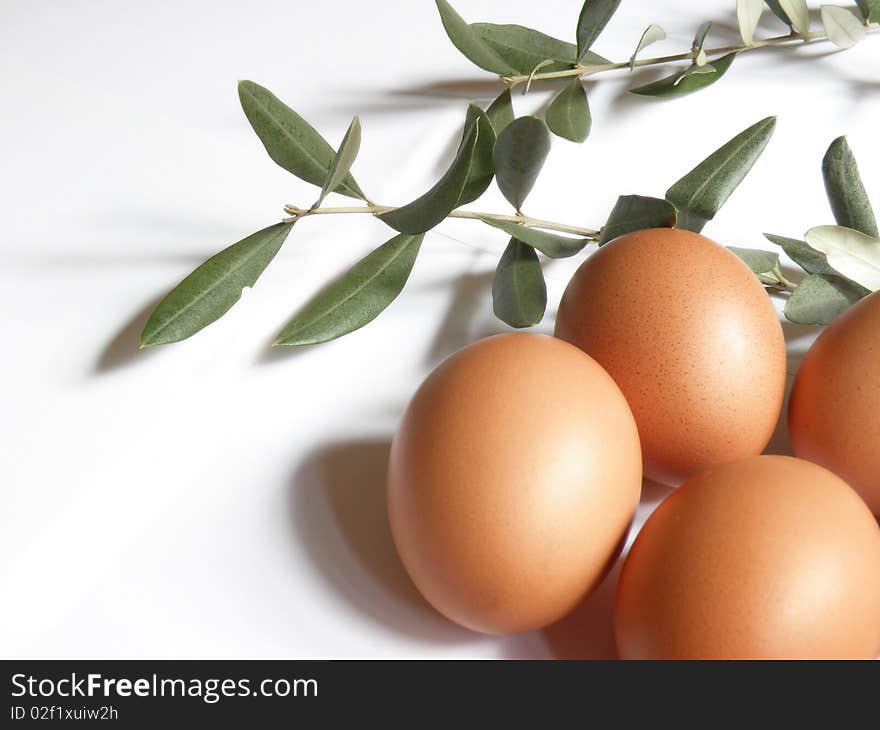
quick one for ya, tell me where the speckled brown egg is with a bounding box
[615,455,880,659]
[555,228,786,485]
[387,333,642,635]
[789,291,880,515]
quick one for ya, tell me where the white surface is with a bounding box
[2,0,878,659]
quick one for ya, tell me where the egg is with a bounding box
[789,291,880,515]
[615,455,880,659]
[555,228,787,485]
[387,333,642,634]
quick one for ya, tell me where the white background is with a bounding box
[2,0,878,659]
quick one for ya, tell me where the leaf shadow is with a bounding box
[289,438,480,646]
[94,292,165,374]
[541,479,674,659]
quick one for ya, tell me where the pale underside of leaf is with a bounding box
[141,222,294,347]
[779,0,811,33]
[316,116,362,208]
[629,24,666,69]
[275,233,424,346]
[804,225,880,291]
[821,6,867,50]
[481,217,590,258]
[737,0,765,45]
[493,238,547,328]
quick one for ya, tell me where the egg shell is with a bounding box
[555,228,787,485]
[789,291,880,515]
[388,333,642,635]
[615,455,880,659]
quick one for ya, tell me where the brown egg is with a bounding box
[789,291,880,515]
[388,333,642,634]
[555,228,787,485]
[615,455,880,659]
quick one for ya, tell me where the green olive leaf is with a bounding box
[630,52,735,97]
[545,80,592,143]
[765,0,793,25]
[493,238,547,328]
[629,24,667,69]
[821,6,867,49]
[692,21,713,60]
[275,233,423,346]
[804,225,880,291]
[493,116,551,211]
[434,1,517,75]
[486,89,515,134]
[778,0,811,32]
[823,136,878,238]
[315,116,362,209]
[471,23,608,74]
[599,195,678,245]
[480,217,590,258]
[765,233,838,276]
[784,274,866,324]
[576,0,622,62]
[728,246,781,276]
[857,0,880,23]
[737,0,765,45]
[141,222,294,347]
[665,115,776,232]
[380,121,479,234]
[238,81,364,200]
[460,104,497,206]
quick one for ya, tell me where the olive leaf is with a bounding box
[480,217,591,258]
[380,120,480,234]
[471,23,608,74]
[141,222,294,347]
[493,117,551,211]
[630,24,667,69]
[804,225,880,291]
[493,238,548,328]
[434,0,517,75]
[785,274,866,324]
[486,89,515,134]
[545,80,591,143]
[765,0,793,25]
[315,116,361,209]
[692,22,713,66]
[857,0,880,23]
[821,6,867,48]
[460,104,497,206]
[238,81,364,200]
[766,233,839,276]
[823,137,878,237]
[728,246,781,276]
[630,52,735,97]
[666,116,776,232]
[737,0,765,45]
[275,233,424,346]
[599,195,678,245]
[778,0,811,33]
[576,0,622,62]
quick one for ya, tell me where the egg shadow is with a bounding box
[541,478,674,659]
[289,438,479,646]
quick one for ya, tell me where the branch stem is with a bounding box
[503,24,880,88]
[284,203,600,238]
